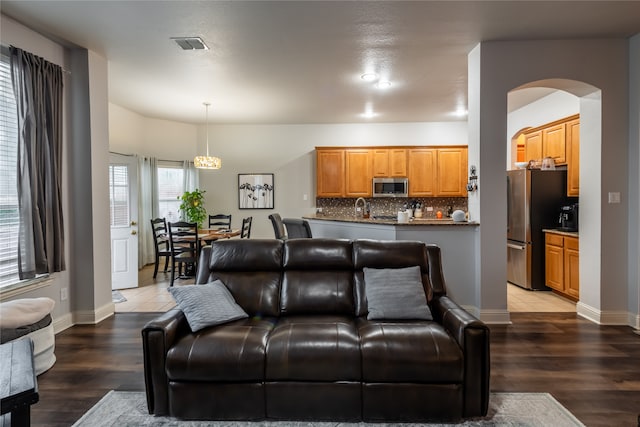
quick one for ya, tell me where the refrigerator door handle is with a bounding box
[507,243,525,250]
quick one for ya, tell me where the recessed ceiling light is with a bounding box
[376,80,392,89]
[361,111,378,119]
[171,37,209,50]
[361,73,378,82]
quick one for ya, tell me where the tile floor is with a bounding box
[114,266,576,313]
[114,265,184,313]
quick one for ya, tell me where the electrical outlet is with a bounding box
[303,194,308,201]
[426,206,434,212]
[608,192,620,204]
[60,287,68,301]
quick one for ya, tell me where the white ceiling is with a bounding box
[2,1,639,125]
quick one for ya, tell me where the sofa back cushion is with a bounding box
[281,239,355,315]
[199,239,283,317]
[353,240,432,317]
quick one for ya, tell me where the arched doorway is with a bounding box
[505,80,601,317]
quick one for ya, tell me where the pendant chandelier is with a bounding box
[194,102,222,169]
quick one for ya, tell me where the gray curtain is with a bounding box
[138,156,159,268]
[10,46,65,278]
[182,160,199,192]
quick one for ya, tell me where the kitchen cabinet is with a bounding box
[372,148,407,177]
[544,231,579,300]
[524,130,542,162]
[542,123,566,164]
[564,236,580,299]
[545,233,565,292]
[437,147,468,197]
[407,148,436,196]
[316,149,345,197]
[316,145,467,199]
[522,114,579,197]
[566,118,580,197]
[345,149,372,197]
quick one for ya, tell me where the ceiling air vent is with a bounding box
[171,37,209,51]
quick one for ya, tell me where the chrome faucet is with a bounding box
[354,197,366,217]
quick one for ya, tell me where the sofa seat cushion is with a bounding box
[266,315,360,381]
[358,320,464,383]
[166,317,275,382]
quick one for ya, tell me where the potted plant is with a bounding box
[178,189,207,227]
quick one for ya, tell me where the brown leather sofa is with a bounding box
[142,238,490,422]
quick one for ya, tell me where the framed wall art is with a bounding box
[238,173,274,209]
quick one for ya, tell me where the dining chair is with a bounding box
[268,213,286,239]
[241,216,253,239]
[150,218,172,278]
[167,221,199,287]
[208,214,232,230]
[283,218,313,238]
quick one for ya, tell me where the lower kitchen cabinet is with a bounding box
[544,231,579,300]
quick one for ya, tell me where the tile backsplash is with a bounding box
[315,197,468,219]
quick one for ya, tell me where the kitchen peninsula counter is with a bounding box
[303,214,479,226]
[542,228,579,238]
[303,214,479,308]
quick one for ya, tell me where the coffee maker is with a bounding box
[558,203,579,231]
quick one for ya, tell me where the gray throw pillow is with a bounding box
[168,280,248,332]
[363,265,432,320]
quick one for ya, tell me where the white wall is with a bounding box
[109,104,197,159]
[199,122,468,238]
[107,109,469,239]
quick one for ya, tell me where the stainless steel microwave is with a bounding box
[372,177,408,198]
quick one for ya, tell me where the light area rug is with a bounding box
[72,391,585,427]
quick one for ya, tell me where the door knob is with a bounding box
[131,221,137,226]
[131,230,137,235]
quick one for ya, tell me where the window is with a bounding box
[109,165,130,227]
[157,162,184,223]
[0,49,19,287]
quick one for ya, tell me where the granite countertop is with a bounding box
[303,214,479,226]
[542,228,579,237]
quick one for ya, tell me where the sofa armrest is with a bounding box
[141,308,189,416]
[431,296,490,418]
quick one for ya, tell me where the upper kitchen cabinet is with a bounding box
[542,122,566,164]
[437,147,468,197]
[345,149,372,197]
[317,145,468,199]
[524,130,542,162]
[372,148,407,177]
[407,148,436,197]
[521,114,579,196]
[566,118,580,197]
[316,148,345,197]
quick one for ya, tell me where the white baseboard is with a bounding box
[53,312,74,334]
[74,302,115,325]
[576,302,633,326]
[630,313,640,330]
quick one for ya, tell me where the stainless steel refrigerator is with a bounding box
[507,169,566,290]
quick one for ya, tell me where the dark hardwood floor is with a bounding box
[31,312,640,426]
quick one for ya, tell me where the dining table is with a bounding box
[170,228,241,279]
[198,228,241,245]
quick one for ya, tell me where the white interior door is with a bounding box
[109,154,139,290]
